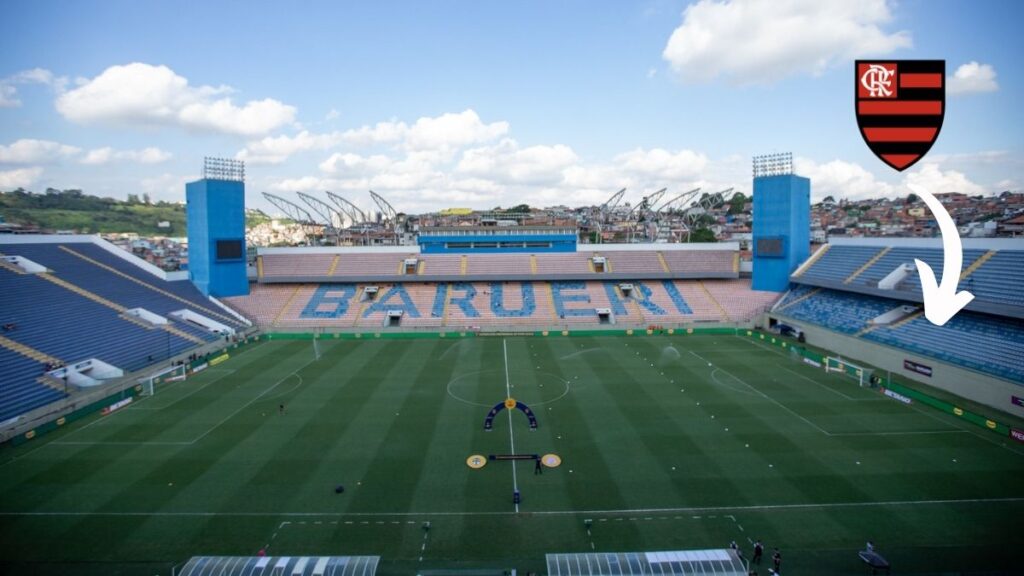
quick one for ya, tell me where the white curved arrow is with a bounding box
[909,183,974,326]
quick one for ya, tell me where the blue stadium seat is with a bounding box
[778,284,1024,383]
[0,347,65,423]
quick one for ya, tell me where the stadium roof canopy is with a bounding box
[546,550,747,576]
[177,555,380,576]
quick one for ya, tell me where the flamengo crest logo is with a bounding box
[855,60,945,171]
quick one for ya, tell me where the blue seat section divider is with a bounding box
[800,245,1021,308]
[779,284,1024,383]
[799,246,880,283]
[780,288,894,334]
[0,347,65,423]
[10,244,244,329]
[0,269,197,371]
[962,251,1024,307]
[865,313,1024,383]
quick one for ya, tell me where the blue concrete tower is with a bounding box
[751,153,810,292]
[186,158,249,297]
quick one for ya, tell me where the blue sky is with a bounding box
[1,0,1021,215]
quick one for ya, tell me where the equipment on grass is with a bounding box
[859,549,891,574]
[825,356,873,387]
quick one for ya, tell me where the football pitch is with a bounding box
[1,334,1022,575]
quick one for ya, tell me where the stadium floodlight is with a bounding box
[752,152,793,178]
[203,156,245,182]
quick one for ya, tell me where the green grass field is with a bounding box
[2,335,1023,575]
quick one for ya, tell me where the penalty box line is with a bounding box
[689,349,963,438]
[49,354,320,448]
[5,496,1024,518]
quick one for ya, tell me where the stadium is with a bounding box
[1,158,1022,576]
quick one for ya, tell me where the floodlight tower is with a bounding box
[186,157,248,297]
[751,152,809,291]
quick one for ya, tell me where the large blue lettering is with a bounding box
[363,285,421,318]
[448,282,479,317]
[634,281,667,315]
[602,282,631,316]
[430,284,448,318]
[551,281,594,318]
[491,282,536,317]
[300,284,357,318]
[661,280,693,314]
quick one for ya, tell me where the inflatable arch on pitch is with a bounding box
[484,398,538,431]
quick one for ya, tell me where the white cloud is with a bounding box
[794,157,988,202]
[947,61,998,95]
[662,0,911,83]
[340,119,409,146]
[326,109,340,121]
[903,162,984,195]
[0,167,44,189]
[0,67,68,107]
[404,109,508,153]
[81,146,172,165]
[795,157,894,201]
[0,139,81,164]
[237,130,344,165]
[319,152,396,175]
[614,148,708,180]
[140,173,191,202]
[0,85,18,107]
[56,63,296,136]
[457,139,579,185]
[330,109,508,156]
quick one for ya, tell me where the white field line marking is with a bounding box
[774,364,857,401]
[51,356,318,447]
[132,369,237,411]
[3,341,272,463]
[504,338,519,513]
[691,350,964,438]
[741,337,877,402]
[5,496,1023,518]
[734,336,1024,454]
[690,349,832,435]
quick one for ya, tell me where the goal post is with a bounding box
[824,357,873,386]
[140,364,186,396]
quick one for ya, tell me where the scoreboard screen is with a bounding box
[215,239,244,261]
[756,236,785,258]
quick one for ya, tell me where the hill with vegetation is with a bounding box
[0,188,187,235]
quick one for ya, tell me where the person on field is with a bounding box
[752,540,763,565]
[772,548,781,573]
[279,403,286,415]
[535,458,543,475]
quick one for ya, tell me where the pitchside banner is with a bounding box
[1011,428,1024,444]
[904,359,933,377]
[856,60,945,172]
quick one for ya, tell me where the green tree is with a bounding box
[689,228,717,242]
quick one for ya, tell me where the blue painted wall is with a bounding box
[186,178,249,297]
[419,233,576,253]
[752,174,810,292]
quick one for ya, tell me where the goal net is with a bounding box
[824,357,873,387]
[140,364,186,396]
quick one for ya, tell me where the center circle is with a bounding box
[446,369,571,407]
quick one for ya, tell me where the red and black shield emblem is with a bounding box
[855,60,945,171]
